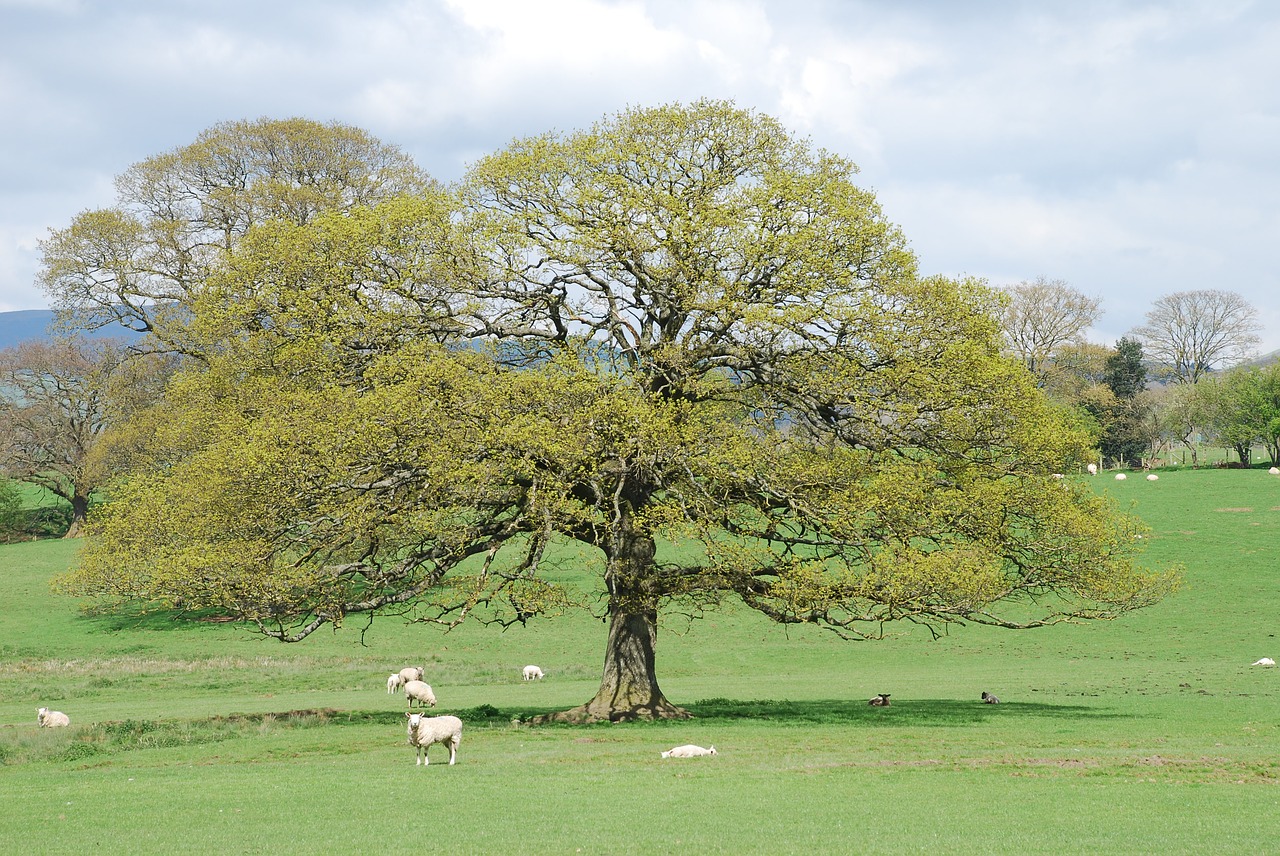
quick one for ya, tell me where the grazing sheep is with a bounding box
[522,664,545,681]
[405,712,462,766]
[1146,474,1159,481]
[661,744,717,758]
[404,679,437,708]
[868,693,891,707]
[37,707,69,728]
[981,691,1000,704]
[1115,473,1127,480]
[398,666,425,685]
[1251,657,1276,667]
[386,673,404,694]
[1087,463,1098,475]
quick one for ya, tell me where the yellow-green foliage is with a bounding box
[57,101,1177,649]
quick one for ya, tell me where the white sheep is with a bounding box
[404,679,437,708]
[386,673,404,694]
[406,712,462,766]
[1115,473,1127,480]
[37,707,69,728]
[661,744,717,758]
[1269,467,1279,476]
[1087,463,1098,475]
[522,664,545,681]
[1251,657,1276,667]
[1051,473,1065,479]
[398,666,425,685]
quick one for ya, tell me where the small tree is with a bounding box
[1130,290,1260,383]
[0,338,174,537]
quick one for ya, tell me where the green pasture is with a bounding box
[2,468,1280,853]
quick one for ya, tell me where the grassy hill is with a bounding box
[2,468,1279,852]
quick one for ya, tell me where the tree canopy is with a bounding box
[1000,277,1101,381]
[1129,289,1260,383]
[54,102,1177,723]
[39,117,433,349]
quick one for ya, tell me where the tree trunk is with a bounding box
[63,495,89,539]
[532,517,689,724]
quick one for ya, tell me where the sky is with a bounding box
[2,0,1278,354]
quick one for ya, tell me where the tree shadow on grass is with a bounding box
[680,697,1133,727]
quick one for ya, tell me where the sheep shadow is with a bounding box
[680,697,1132,727]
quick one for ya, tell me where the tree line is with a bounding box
[1000,278,1271,468]
[0,107,1177,722]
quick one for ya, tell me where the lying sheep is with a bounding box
[1251,657,1276,667]
[981,691,1001,704]
[406,712,462,766]
[1146,474,1159,481]
[1115,473,1127,480]
[1270,467,1279,476]
[868,693,891,707]
[37,707,69,728]
[386,673,404,694]
[404,679,437,708]
[661,744,717,758]
[398,666,425,685]
[522,664,545,681]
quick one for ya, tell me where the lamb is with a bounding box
[404,679,437,708]
[1115,473,1127,480]
[1251,657,1276,667]
[981,691,1000,704]
[868,693,891,707]
[386,673,404,694]
[37,707,69,727]
[405,712,462,766]
[398,666,425,685]
[661,744,717,758]
[1087,463,1098,475]
[522,664,545,681]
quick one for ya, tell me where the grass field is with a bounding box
[3,468,1280,853]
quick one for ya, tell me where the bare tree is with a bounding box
[1001,277,1102,381]
[0,338,170,536]
[1130,289,1260,383]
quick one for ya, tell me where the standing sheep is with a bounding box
[406,712,462,766]
[404,679,437,708]
[37,707,70,727]
[398,666,425,685]
[1087,463,1098,475]
[661,744,717,758]
[522,664,545,681]
[386,673,405,694]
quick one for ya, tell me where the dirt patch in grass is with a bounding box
[1215,507,1254,513]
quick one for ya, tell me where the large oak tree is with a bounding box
[56,103,1176,722]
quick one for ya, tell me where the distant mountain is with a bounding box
[0,309,144,350]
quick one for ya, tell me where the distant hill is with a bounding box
[1239,348,1280,370]
[0,309,144,350]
